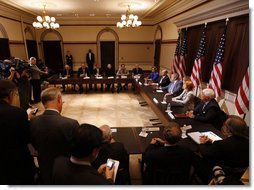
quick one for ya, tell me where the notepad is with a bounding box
[156,89,163,93]
[188,131,222,144]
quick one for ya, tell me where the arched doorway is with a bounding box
[154,25,162,69]
[96,27,119,73]
[40,30,64,74]
[24,26,38,60]
[0,23,10,60]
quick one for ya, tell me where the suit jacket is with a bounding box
[77,66,90,77]
[93,68,103,76]
[162,80,183,96]
[30,110,79,184]
[0,100,35,184]
[62,69,73,78]
[199,136,249,168]
[148,72,159,82]
[193,99,223,129]
[105,68,115,77]
[143,144,193,184]
[132,68,143,75]
[155,75,170,87]
[52,156,113,185]
[28,64,44,80]
[86,52,95,64]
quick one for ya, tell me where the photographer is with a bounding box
[29,57,48,103]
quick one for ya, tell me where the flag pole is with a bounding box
[243,113,246,120]
[196,22,207,97]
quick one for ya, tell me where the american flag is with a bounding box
[191,26,206,87]
[171,32,181,75]
[208,27,227,98]
[235,67,249,114]
[178,29,187,79]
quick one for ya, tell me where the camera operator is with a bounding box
[28,57,48,103]
[18,67,31,110]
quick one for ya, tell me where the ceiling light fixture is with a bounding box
[32,4,60,29]
[116,5,142,28]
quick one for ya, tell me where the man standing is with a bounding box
[86,49,95,75]
[30,87,79,184]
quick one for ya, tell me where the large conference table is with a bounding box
[48,75,224,154]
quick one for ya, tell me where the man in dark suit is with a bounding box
[0,80,35,184]
[86,49,95,75]
[143,122,193,185]
[162,73,183,96]
[132,64,143,76]
[52,124,114,185]
[62,64,76,92]
[92,125,130,184]
[105,64,115,92]
[150,69,170,88]
[77,63,89,93]
[186,88,225,130]
[30,87,79,184]
[193,115,249,184]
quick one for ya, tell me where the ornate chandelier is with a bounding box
[32,4,60,29]
[116,5,142,28]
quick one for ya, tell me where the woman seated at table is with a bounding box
[171,80,195,110]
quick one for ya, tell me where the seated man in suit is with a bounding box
[62,64,76,92]
[150,69,170,88]
[30,87,79,184]
[193,115,249,184]
[77,63,89,93]
[116,64,129,92]
[132,64,143,76]
[92,125,130,185]
[93,63,103,91]
[143,122,193,185]
[162,73,183,96]
[52,123,114,185]
[105,64,115,92]
[0,80,35,184]
[186,88,226,130]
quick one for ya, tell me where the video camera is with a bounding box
[8,57,30,71]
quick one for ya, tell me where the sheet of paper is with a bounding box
[111,128,117,133]
[139,131,148,137]
[156,89,163,93]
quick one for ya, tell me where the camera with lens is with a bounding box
[213,166,226,184]
[10,57,30,71]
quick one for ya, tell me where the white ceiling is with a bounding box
[3,0,164,20]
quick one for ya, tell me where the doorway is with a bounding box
[42,41,63,74]
[154,39,161,69]
[100,41,115,73]
[26,40,38,59]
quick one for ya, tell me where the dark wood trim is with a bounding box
[161,39,177,44]
[63,41,97,45]
[60,24,153,27]
[9,40,24,45]
[119,41,153,44]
